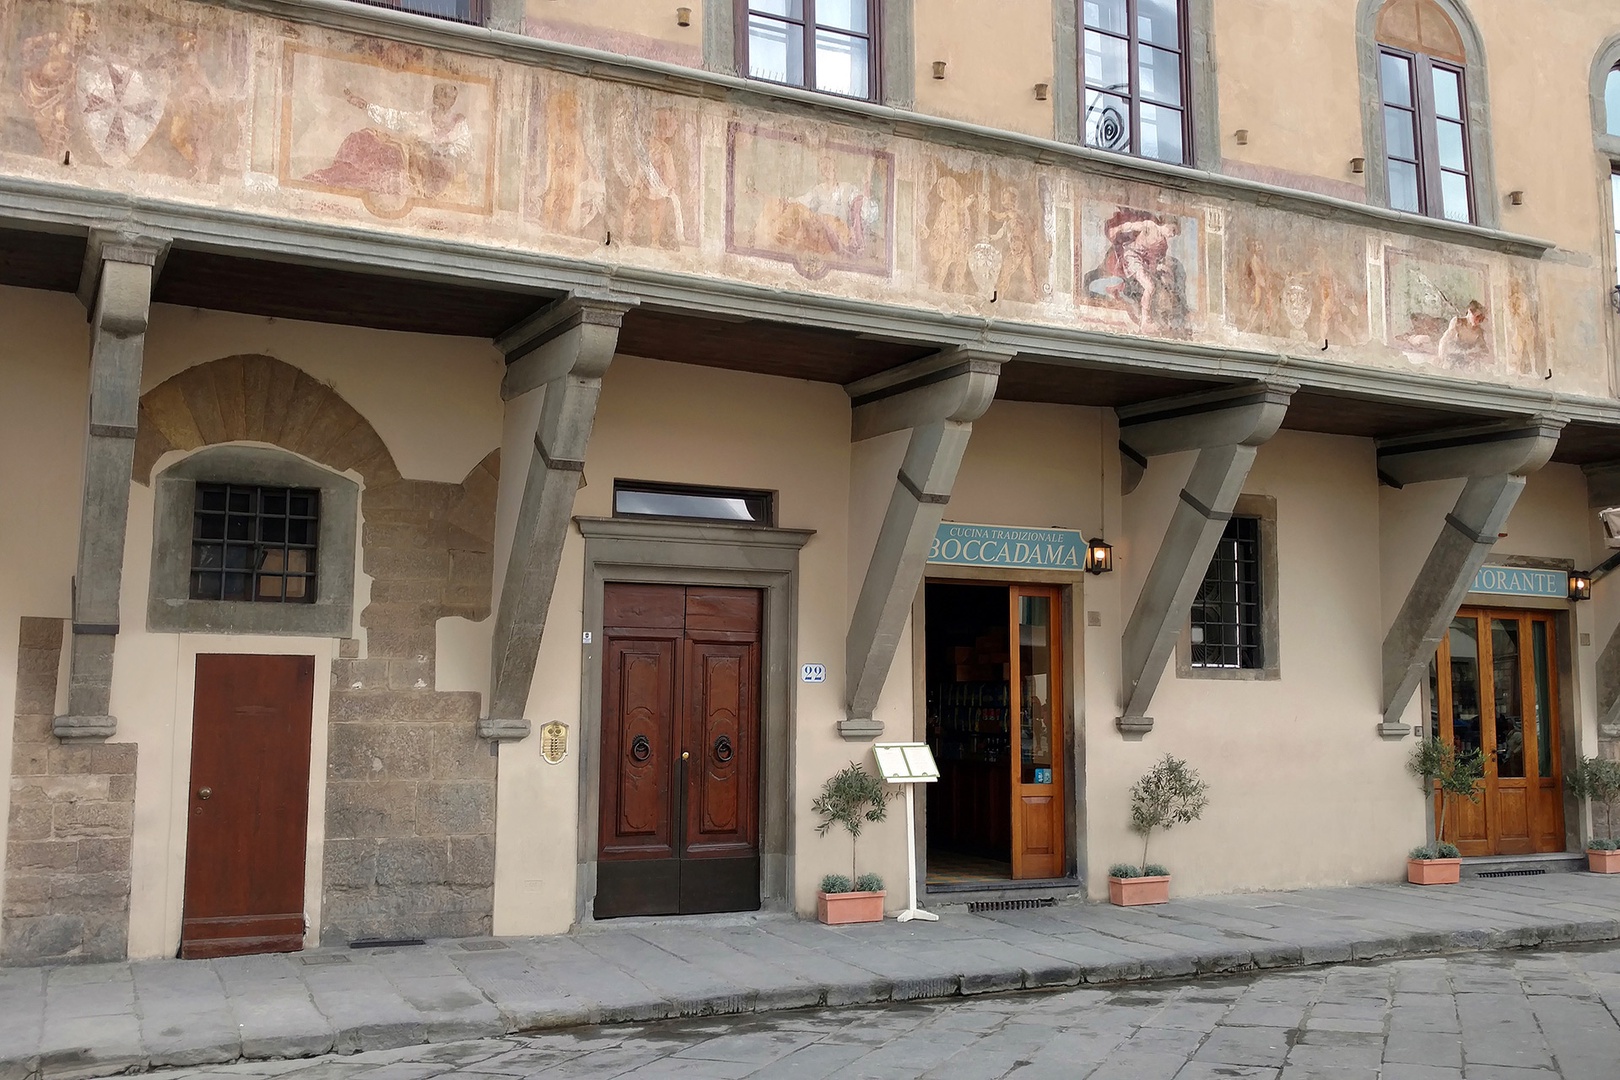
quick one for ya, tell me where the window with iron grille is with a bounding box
[740,1,878,101]
[190,484,319,604]
[350,0,487,25]
[1079,0,1190,164]
[1190,516,1262,669]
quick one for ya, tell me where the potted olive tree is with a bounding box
[1109,755,1208,906]
[1406,737,1484,885]
[1568,756,1620,873]
[811,761,893,924]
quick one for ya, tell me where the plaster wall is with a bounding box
[0,286,90,932]
[522,0,704,66]
[911,0,1055,139]
[1106,430,1417,895]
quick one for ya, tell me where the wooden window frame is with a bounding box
[353,0,488,26]
[1611,168,1620,290]
[1378,45,1475,224]
[1077,0,1193,165]
[736,1,882,103]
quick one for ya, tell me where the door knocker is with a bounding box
[712,734,733,763]
[630,734,652,763]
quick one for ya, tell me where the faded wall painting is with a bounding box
[916,152,1052,303]
[726,123,894,280]
[3,0,245,181]
[1225,216,1369,347]
[280,45,495,220]
[1385,248,1494,373]
[525,75,700,249]
[1077,202,1202,336]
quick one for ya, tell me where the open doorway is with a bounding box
[923,581,1065,887]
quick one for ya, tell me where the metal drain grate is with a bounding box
[1476,869,1546,878]
[968,897,1058,913]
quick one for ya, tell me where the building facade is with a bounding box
[3,0,1620,964]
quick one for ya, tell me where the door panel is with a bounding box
[596,584,762,919]
[182,654,314,959]
[1010,586,1064,880]
[1431,608,1566,857]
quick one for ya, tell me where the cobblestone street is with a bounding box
[147,943,1620,1080]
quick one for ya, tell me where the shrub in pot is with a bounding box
[811,762,892,924]
[1109,755,1208,906]
[1405,738,1484,885]
[1567,756,1620,873]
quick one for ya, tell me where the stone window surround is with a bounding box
[1052,0,1220,170]
[573,514,813,925]
[1176,493,1280,682]
[1590,36,1620,156]
[703,0,915,109]
[909,565,1085,893]
[148,445,359,638]
[1355,0,1500,229]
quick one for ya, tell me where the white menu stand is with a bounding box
[873,742,941,923]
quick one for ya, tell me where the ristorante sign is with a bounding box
[927,523,1084,570]
[1469,565,1568,599]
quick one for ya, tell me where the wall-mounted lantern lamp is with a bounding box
[1034,82,1049,101]
[1084,537,1114,575]
[1349,157,1366,174]
[676,6,691,25]
[1569,570,1593,602]
[932,61,947,80]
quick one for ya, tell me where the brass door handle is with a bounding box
[681,751,690,761]
[197,787,212,801]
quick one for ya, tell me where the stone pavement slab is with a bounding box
[0,876,1616,1078]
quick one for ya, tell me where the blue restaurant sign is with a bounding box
[928,522,1084,570]
[1470,565,1568,599]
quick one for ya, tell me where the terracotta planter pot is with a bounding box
[817,890,885,925]
[1108,875,1170,906]
[1406,857,1461,885]
[1587,849,1620,874]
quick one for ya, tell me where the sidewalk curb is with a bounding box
[4,910,1617,1079]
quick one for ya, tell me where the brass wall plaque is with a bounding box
[540,721,569,764]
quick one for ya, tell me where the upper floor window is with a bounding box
[741,1,878,101]
[355,0,486,24]
[1374,0,1474,223]
[1079,0,1189,165]
[1608,66,1620,138]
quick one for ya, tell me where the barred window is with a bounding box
[1190,516,1262,670]
[190,484,319,604]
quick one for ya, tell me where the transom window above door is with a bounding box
[1079,0,1189,164]
[742,0,877,101]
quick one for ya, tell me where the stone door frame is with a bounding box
[574,516,812,926]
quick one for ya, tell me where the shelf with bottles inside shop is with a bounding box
[928,680,1011,764]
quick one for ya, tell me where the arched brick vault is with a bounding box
[135,355,503,943]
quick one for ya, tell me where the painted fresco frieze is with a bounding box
[280,44,495,219]
[725,123,894,280]
[4,0,244,180]
[916,151,1053,304]
[1383,247,1497,374]
[1224,215,1370,347]
[1077,201,1204,337]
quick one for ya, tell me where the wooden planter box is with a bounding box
[1406,857,1461,885]
[1588,849,1620,874]
[1108,875,1170,906]
[817,890,885,924]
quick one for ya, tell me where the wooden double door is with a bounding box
[182,654,314,959]
[1428,607,1565,856]
[596,583,763,918]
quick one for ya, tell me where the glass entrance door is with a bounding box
[1010,585,1064,879]
[1427,608,1564,856]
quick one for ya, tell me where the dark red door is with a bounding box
[181,654,314,959]
[597,584,761,918]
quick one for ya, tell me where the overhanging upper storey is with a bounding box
[0,0,1606,408]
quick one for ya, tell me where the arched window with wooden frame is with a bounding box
[1593,39,1620,323]
[1356,0,1498,228]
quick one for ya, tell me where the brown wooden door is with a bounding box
[1428,608,1565,856]
[596,584,762,918]
[1010,585,1064,880]
[182,654,315,959]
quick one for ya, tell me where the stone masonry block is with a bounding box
[414,782,494,837]
[446,836,495,887]
[325,781,419,840]
[322,838,378,889]
[17,617,64,650]
[362,546,450,583]
[375,838,450,887]
[14,775,111,803]
[274,372,336,457]
[331,659,393,693]
[10,743,49,777]
[366,579,446,606]
[52,800,133,840]
[329,691,480,725]
[1,873,51,917]
[326,723,435,783]
[362,627,437,663]
[431,726,496,782]
[74,838,132,875]
[49,871,130,902]
[48,743,136,776]
[209,354,249,442]
[107,775,135,801]
[1,914,83,964]
[387,659,435,692]
[13,713,55,746]
[7,841,78,872]
[6,803,51,844]
[14,681,57,719]
[339,637,361,659]
[81,913,129,962]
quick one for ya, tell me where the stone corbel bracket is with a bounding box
[841,347,1008,741]
[1115,381,1295,738]
[56,230,170,741]
[1377,416,1564,738]
[482,292,635,741]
